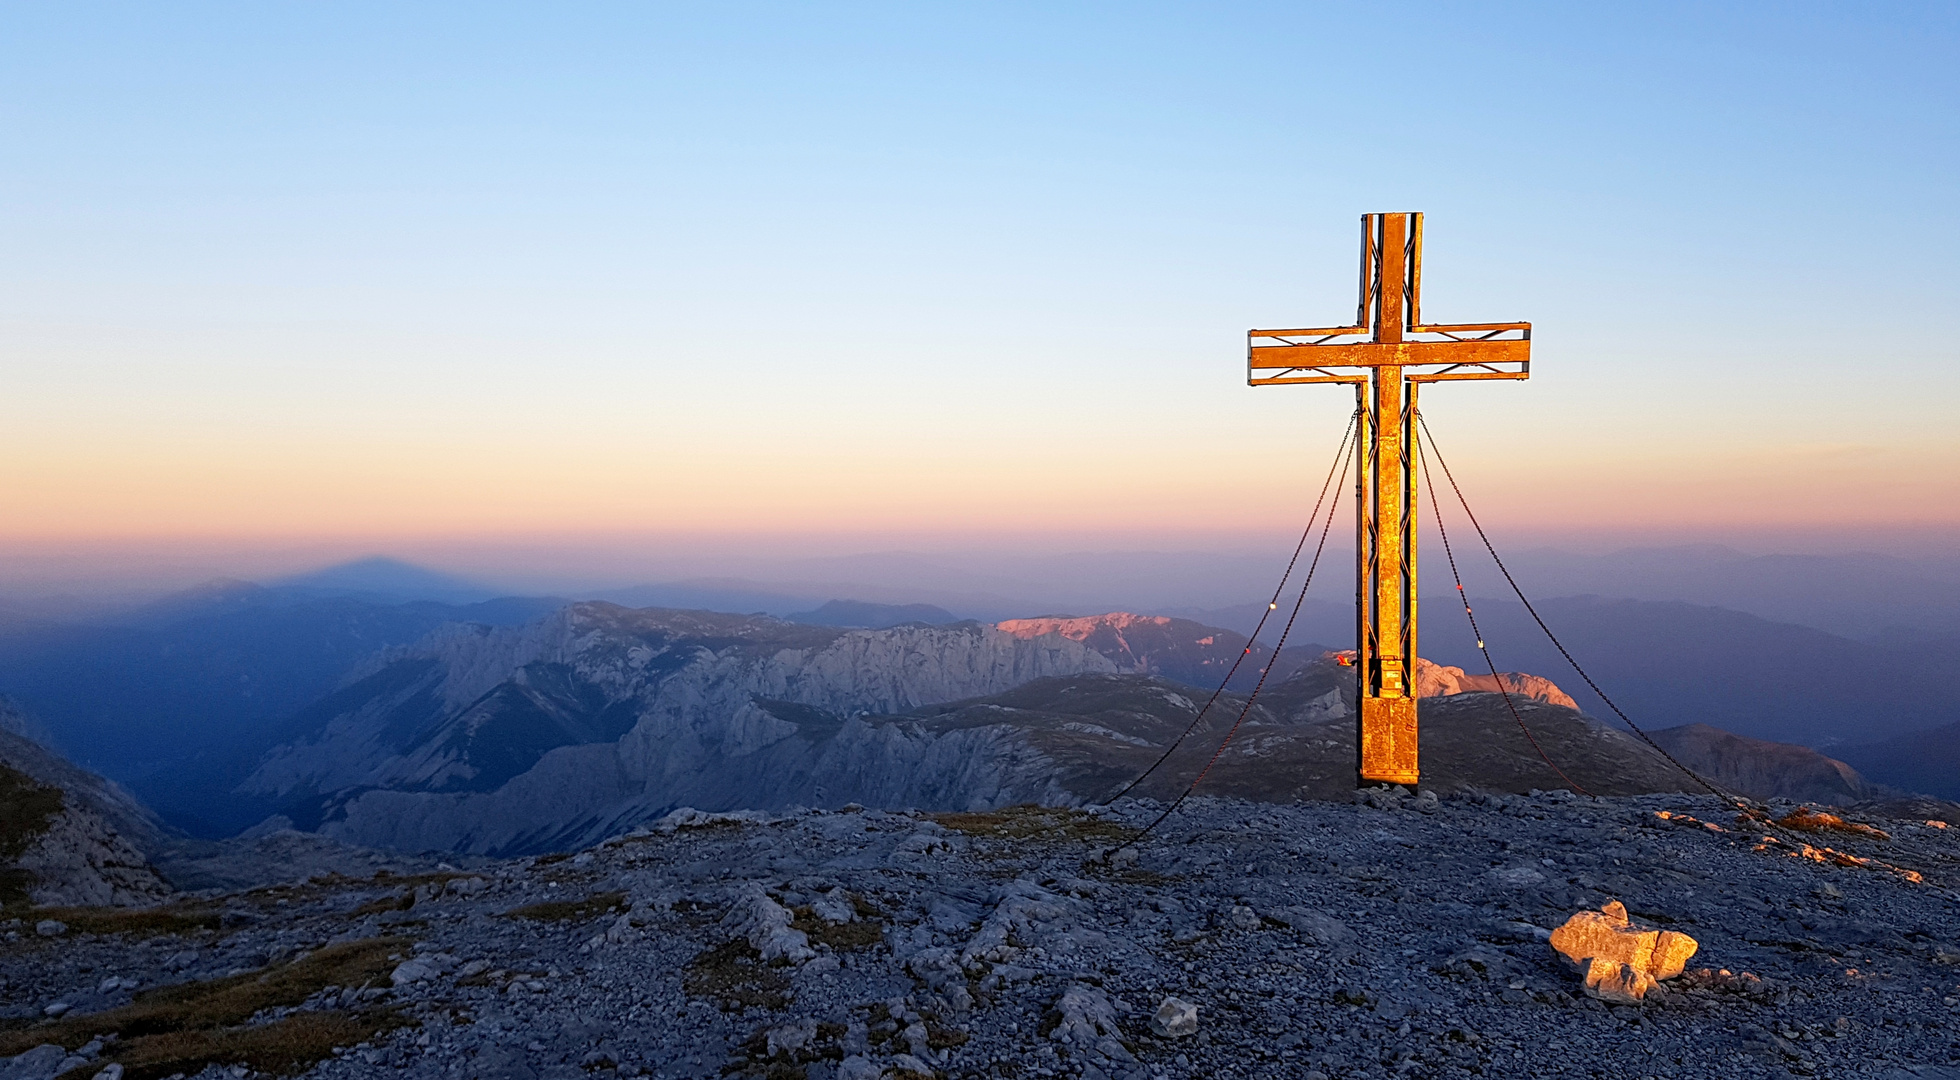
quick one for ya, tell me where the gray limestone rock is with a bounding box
[1150,996,1199,1038]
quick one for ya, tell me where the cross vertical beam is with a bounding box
[1248,212,1531,788]
[1356,212,1420,783]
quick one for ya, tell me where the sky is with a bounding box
[2,2,1957,593]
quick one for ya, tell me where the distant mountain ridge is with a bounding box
[268,556,504,605]
[1415,594,1960,751]
[787,599,962,628]
[1647,723,1874,805]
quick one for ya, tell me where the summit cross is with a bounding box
[1248,212,1532,787]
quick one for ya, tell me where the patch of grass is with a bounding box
[0,936,413,1056]
[930,805,1129,844]
[0,764,65,909]
[684,940,790,1012]
[789,905,883,952]
[27,903,223,937]
[721,1060,806,1080]
[345,871,477,917]
[350,892,415,917]
[499,890,626,922]
[54,1008,411,1080]
[926,1022,968,1049]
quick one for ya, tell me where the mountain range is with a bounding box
[0,549,1957,857]
[0,595,1929,903]
[212,603,1896,857]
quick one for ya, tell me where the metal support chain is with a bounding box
[1415,423,1593,797]
[1097,410,1358,807]
[1121,433,1355,846]
[1414,414,1733,801]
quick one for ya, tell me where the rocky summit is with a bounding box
[3,790,1958,1080]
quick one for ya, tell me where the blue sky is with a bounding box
[1,2,1956,588]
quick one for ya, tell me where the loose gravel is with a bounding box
[3,789,1959,1080]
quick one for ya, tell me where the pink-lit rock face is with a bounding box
[993,612,1292,684]
[995,613,1175,641]
[1324,650,1580,710]
[1548,900,1699,1005]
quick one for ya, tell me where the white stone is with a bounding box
[1151,996,1199,1038]
[809,886,857,924]
[764,1019,817,1056]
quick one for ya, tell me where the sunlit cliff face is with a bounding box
[995,614,1174,641]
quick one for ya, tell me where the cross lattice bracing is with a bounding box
[1248,212,1532,786]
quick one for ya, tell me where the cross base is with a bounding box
[1358,696,1419,785]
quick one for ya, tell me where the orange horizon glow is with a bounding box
[2,433,1952,542]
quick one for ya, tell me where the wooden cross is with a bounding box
[1248,212,1531,787]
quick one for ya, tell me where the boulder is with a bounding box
[1049,983,1121,1046]
[1,1045,66,1080]
[1273,906,1353,946]
[720,884,814,964]
[1150,996,1199,1038]
[1548,900,1698,1004]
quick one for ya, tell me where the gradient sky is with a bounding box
[2,2,1957,589]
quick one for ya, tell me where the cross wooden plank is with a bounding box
[1247,213,1532,787]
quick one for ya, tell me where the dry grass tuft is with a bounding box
[790,906,882,951]
[931,805,1129,843]
[684,940,790,1012]
[28,903,224,937]
[53,1008,411,1080]
[0,936,412,1057]
[926,1022,969,1049]
[350,892,415,917]
[499,890,626,922]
